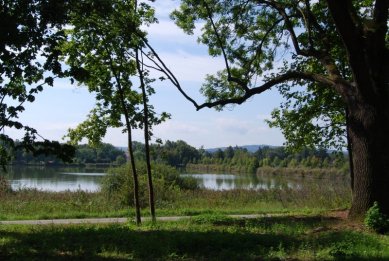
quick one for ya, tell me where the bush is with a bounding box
[364,202,389,234]
[0,175,12,195]
[101,162,198,207]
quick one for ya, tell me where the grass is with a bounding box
[1,213,388,260]
[1,176,387,260]
[0,184,350,220]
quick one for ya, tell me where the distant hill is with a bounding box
[116,144,280,154]
[205,144,279,153]
[116,147,128,152]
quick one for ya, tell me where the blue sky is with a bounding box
[6,0,286,149]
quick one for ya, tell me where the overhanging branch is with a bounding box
[196,71,337,110]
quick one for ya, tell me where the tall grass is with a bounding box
[0,162,352,220]
[0,181,351,220]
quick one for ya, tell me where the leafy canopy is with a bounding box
[1,0,75,168]
[62,0,169,146]
[171,0,377,151]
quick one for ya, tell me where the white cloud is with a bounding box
[215,117,269,135]
[129,116,285,149]
[145,20,204,44]
[155,50,225,83]
[256,113,272,120]
[148,0,178,19]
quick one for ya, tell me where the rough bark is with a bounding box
[345,108,354,192]
[327,0,389,219]
[347,97,389,218]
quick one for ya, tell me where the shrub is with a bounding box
[101,162,198,207]
[364,202,389,234]
[0,175,12,195]
[190,213,234,225]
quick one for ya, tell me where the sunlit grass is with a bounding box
[1,178,385,260]
[1,214,388,260]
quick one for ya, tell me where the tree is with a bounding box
[135,33,156,222]
[62,0,170,224]
[0,0,77,170]
[171,0,389,218]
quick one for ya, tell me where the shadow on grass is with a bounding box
[0,216,387,260]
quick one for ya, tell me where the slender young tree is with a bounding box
[135,47,156,222]
[63,0,143,224]
[63,0,169,224]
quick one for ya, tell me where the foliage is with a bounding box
[189,213,234,225]
[143,140,348,172]
[0,175,12,195]
[9,142,124,165]
[61,0,169,147]
[266,85,346,151]
[101,162,198,207]
[364,202,389,234]
[74,143,126,164]
[0,0,75,168]
[171,0,389,217]
[151,140,201,166]
[10,138,348,171]
[61,0,172,224]
[170,0,377,152]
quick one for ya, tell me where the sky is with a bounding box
[6,0,286,149]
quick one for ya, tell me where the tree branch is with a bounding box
[374,0,389,27]
[203,1,249,91]
[326,0,380,100]
[372,0,389,58]
[197,71,339,110]
[0,79,57,132]
[326,0,364,53]
[138,34,200,109]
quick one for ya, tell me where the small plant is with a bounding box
[329,242,355,260]
[0,175,12,195]
[190,213,234,225]
[364,202,389,234]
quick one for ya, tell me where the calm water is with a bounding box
[181,173,294,190]
[181,173,349,191]
[1,166,349,192]
[2,166,106,192]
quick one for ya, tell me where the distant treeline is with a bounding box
[10,140,348,173]
[10,143,126,166]
[147,140,349,174]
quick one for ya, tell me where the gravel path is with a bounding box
[0,214,266,225]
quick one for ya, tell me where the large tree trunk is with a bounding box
[326,0,389,219]
[347,98,389,219]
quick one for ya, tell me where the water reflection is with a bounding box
[2,166,106,192]
[181,172,348,191]
[2,166,349,192]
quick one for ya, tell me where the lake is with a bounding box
[2,166,106,192]
[1,166,349,192]
[181,172,349,190]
